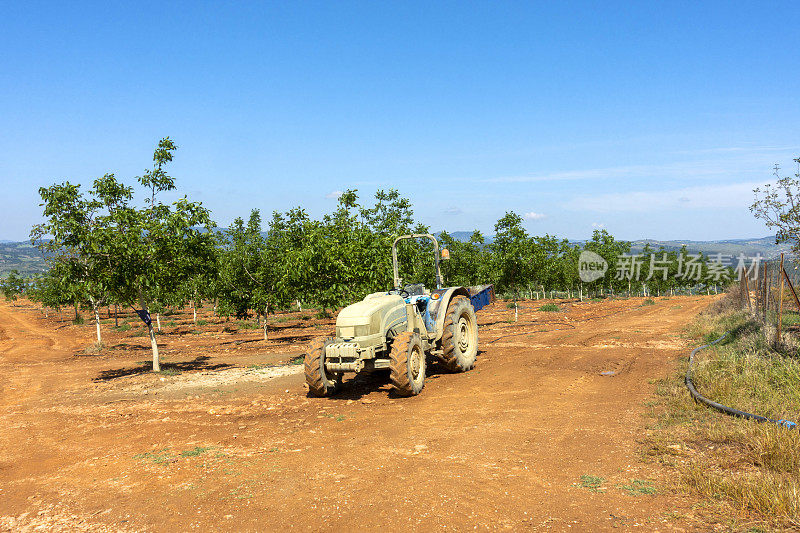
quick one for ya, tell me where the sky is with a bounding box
[1,1,799,242]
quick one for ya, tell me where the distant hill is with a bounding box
[1,234,792,277]
[439,231,494,244]
[0,241,48,277]
[626,236,791,259]
[442,233,791,259]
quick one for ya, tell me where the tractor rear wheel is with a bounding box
[440,295,478,372]
[304,337,341,397]
[389,331,426,396]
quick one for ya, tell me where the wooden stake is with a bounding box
[740,268,746,308]
[764,263,770,323]
[743,269,752,310]
[778,253,785,344]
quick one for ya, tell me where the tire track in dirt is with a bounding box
[0,303,85,408]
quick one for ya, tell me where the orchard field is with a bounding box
[1,294,719,531]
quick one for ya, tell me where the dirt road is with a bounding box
[0,297,711,531]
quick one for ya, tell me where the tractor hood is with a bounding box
[336,293,405,339]
[337,293,404,327]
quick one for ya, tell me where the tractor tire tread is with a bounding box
[440,295,476,372]
[389,331,419,396]
[305,337,335,397]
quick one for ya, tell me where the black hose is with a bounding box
[685,332,797,429]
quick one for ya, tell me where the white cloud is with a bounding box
[524,211,546,220]
[325,190,343,199]
[487,161,746,184]
[443,207,462,215]
[592,222,606,229]
[482,147,796,185]
[564,181,769,213]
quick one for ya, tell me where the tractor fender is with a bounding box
[430,286,470,342]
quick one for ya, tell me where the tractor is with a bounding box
[304,234,494,397]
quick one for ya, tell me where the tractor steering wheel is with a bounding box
[393,287,410,298]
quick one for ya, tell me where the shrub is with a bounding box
[539,303,559,312]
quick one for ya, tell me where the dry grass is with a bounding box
[645,300,800,529]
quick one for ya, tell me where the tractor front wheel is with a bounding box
[389,331,426,396]
[440,295,478,372]
[304,337,341,397]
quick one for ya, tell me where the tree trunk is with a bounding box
[296,299,302,312]
[263,306,269,341]
[93,303,102,344]
[193,301,197,324]
[138,293,160,372]
[148,322,160,372]
[156,313,161,332]
[114,304,119,327]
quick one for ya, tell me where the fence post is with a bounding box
[740,268,746,309]
[743,269,752,311]
[778,253,785,344]
[764,263,770,324]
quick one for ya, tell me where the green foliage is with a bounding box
[134,449,174,465]
[180,446,213,457]
[617,479,656,496]
[32,138,216,370]
[28,141,735,349]
[578,474,606,493]
[490,212,530,295]
[539,303,560,312]
[642,298,656,306]
[0,270,27,301]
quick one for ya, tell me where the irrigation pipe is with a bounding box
[685,332,797,429]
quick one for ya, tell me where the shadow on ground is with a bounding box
[93,356,232,381]
[314,354,481,401]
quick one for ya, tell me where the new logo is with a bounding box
[578,251,608,282]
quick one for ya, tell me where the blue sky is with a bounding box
[1,1,798,241]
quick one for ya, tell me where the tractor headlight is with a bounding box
[337,324,372,339]
[353,324,371,337]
